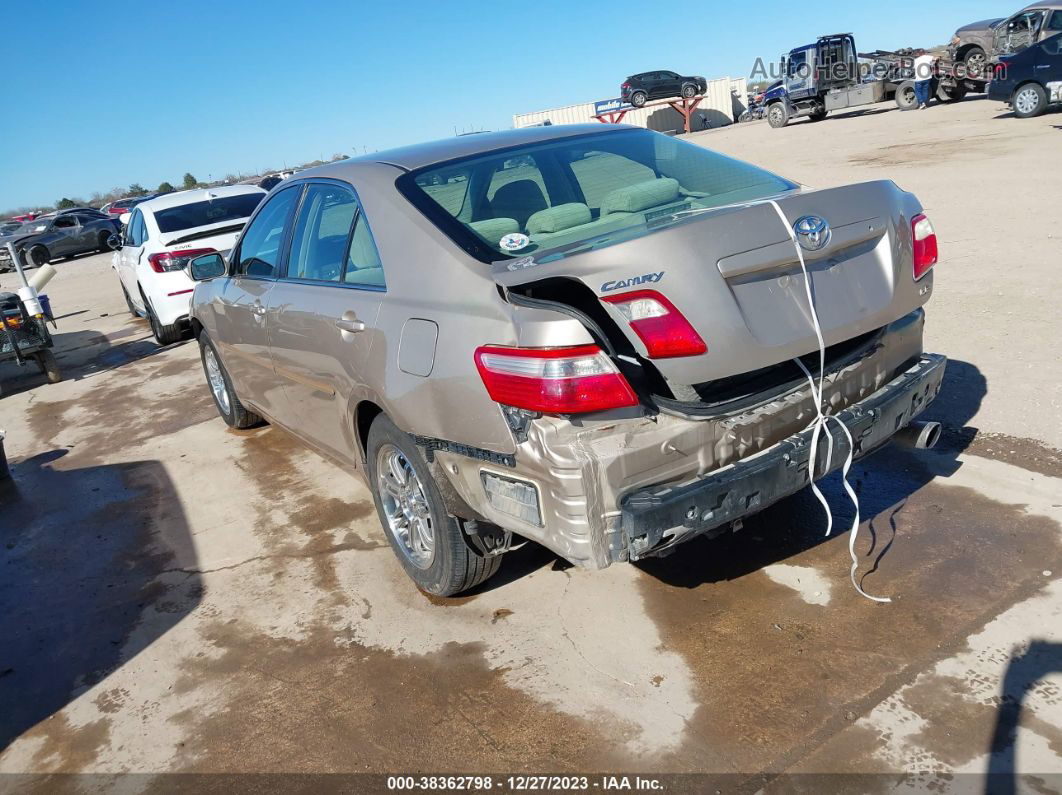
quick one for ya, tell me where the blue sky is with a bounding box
[1,0,1007,210]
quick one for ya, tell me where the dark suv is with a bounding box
[621,71,708,107]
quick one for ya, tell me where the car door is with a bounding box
[785,49,811,98]
[265,180,385,463]
[116,209,146,299]
[72,213,99,252]
[213,184,302,419]
[659,71,681,98]
[1036,34,1062,93]
[49,215,79,257]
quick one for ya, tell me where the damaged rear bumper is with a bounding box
[620,353,947,560]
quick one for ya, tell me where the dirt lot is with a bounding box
[1,97,1061,791]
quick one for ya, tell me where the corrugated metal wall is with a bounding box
[514,76,749,133]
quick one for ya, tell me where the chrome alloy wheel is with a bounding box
[376,444,435,569]
[204,347,231,415]
[1015,87,1040,116]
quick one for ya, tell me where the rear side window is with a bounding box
[125,210,146,245]
[287,184,358,282]
[343,214,385,288]
[236,187,300,277]
[154,193,264,233]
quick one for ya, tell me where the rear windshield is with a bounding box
[397,128,797,263]
[153,193,264,233]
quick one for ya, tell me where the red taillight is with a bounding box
[474,345,638,414]
[622,82,630,88]
[601,289,707,359]
[148,247,216,274]
[911,213,937,280]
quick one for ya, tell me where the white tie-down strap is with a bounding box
[766,199,892,604]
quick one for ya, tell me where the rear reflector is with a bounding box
[148,247,216,274]
[601,289,707,359]
[911,213,937,280]
[474,344,638,414]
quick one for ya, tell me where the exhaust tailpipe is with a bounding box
[894,420,942,450]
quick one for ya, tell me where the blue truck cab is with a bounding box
[764,34,890,128]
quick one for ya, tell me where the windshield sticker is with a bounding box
[645,202,691,229]
[601,271,664,292]
[499,232,530,252]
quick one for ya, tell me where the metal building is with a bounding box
[513,77,748,132]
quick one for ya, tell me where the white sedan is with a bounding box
[112,185,266,344]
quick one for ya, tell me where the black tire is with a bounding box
[738,110,752,123]
[198,333,263,429]
[681,83,697,99]
[963,46,988,81]
[937,83,967,103]
[24,245,48,268]
[630,90,647,108]
[366,414,502,596]
[1013,82,1047,118]
[767,102,789,128]
[36,350,61,384]
[809,107,828,121]
[142,289,185,346]
[97,230,111,252]
[895,81,918,110]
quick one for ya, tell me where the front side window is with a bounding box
[287,184,357,283]
[54,216,77,229]
[398,129,797,264]
[236,186,300,277]
[1047,12,1062,32]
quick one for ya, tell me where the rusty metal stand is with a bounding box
[592,95,706,133]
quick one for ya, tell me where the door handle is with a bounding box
[1035,64,1050,69]
[335,316,365,333]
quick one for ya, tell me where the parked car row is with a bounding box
[0,210,121,273]
[108,185,266,344]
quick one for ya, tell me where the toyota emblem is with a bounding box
[793,215,831,251]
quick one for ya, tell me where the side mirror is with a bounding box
[188,252,226,281]
[106,234,122,251]
[118,212,131,226]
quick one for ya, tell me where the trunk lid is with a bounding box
[494,180,930,386]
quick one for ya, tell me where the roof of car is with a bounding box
[135,184,266,214]
[1024,2,1062,9]
[292,124,635,176]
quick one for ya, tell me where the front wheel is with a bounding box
[1013,83,1047,118]
[366,414,502,596]
[767,102,789,128]
[681,83,697,98]
[895,81,918,110]
[937,83,967,103]
[24,245,48,268]
[199,334,263,429]
[963,47,988,81]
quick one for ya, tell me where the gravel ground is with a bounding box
[0,95,1060,792]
